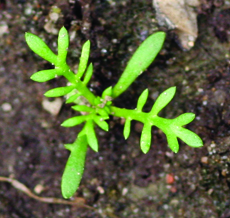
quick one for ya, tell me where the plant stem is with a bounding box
[57,62,97,105]
[110,106,172,133]
[57,62,76,83]
[74,80,97,105]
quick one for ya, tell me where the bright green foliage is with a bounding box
[61,115,87,127]
[25,32,57,64]
[150,86,176,115]
[76,40,91,79]
[112,32,165,98]
[82,63,93,85]
[44,86,75,97]
[30,69,57,82]
[25,27,203,199]
[123,118,131,139]
[57,26,69,62]
[136,89,149,111]
[61,135,88,199]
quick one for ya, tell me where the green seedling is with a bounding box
[25,27,203,199]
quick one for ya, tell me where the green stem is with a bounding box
[110,106,172,133]
[57,62,97,105]
[56,61,76,83]
[73,80,97,105]
[110,106,147,122]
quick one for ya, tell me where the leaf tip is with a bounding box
[60,26,67,32]
[172,147,179,153]
[140,141,150,154]
[170,86,176,93]
[85,40,90,45]
[43,91,50,97]
[60,123,66,127]
[64,143,73,151]
[158,31,166,39]
[192,138,203,148]
[30,74,36,81]
[25,32,30,38]
[141,147,149,154]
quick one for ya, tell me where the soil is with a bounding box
[0,0,230,217]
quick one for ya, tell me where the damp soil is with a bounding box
[1,0,230,217]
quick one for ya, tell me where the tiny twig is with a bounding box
[0,176,119,218]
[0,176,92,208]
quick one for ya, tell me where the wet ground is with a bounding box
[0,0,230,217]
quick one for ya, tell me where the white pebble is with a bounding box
[34,184,45,194]
[1,103,12,112]
[42,98,63,116]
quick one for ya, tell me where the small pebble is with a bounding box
[1,102,12,112]
[0,23,9,37]
[122,187,128,196]
[201,156,208,164]
[42,98,63,116]
[166,173,174,184]
[97,186,105,194]
[34,184,45,194]
[170,186,177,193]
[208,188,213,195]
[24,4,33,15]
[221,169,227,177]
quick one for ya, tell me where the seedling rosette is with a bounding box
[25,27,203,198]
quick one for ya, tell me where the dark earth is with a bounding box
[1,0,230,217]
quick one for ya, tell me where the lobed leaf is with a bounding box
[102,86,113,99]
[93,116,109,131]
[174,127,203,148]
[76,40,90,79]
[72,105,94,113]
[150,87,176,115]
[25,32,57,64]
[82,63,93,85]
[44,86,74,97]
[58,26,69,62]
[123,118,131,140]
[140,123,152,154]
[94,96,101,106]
[30,69,58,82]
[61,115,87,127]
[61,135,88,199]
[165,132,179,153]
[103,105,111,114]
[112,32,166,98]
[97,108,110,120]
[66,92,82,104]
[136,89,149,111]
[173,113,195,126]
[85,120,98,152]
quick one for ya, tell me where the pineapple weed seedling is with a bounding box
[25,27,203,199]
